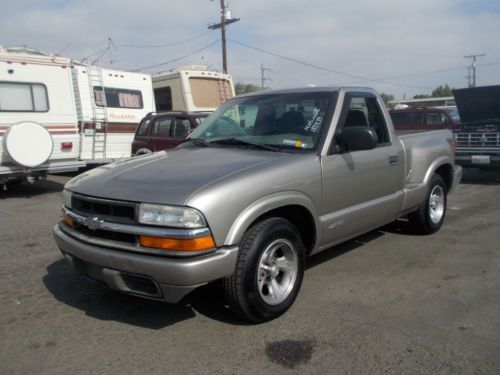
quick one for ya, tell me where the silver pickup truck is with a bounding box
[53,87,462,322]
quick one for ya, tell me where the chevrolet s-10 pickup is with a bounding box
[53,87,462,322]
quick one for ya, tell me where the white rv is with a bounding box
[0,47,154,185]
[152,65,234,112]
[71,63,154,162]
[0,47,84,184]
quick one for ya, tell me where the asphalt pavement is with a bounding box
[0,169,499,374]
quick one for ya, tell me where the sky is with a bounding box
[1,0,500,99]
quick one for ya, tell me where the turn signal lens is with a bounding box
[139,235,215,252]
[63,212,74,227]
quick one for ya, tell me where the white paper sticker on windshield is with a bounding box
[305,107,323,133]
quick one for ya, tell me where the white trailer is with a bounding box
[152,65,234,112]
[0,47,154,185]
[0,47,84,184]
[71,64,154,163]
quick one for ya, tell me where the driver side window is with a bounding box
[342,96,390,145]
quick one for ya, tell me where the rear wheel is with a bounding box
[409,174,447,234]
[223,217,305,323]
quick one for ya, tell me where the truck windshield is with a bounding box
[189,92,334,152]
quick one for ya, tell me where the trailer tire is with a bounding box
[409,174,447,234]
[222,217,305,323]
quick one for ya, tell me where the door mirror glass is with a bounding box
[336,126,378,152]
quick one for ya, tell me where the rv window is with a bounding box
[0,82,48,112]
[189,78,231,108]
[93,87,143,109]
[154,87,173,111]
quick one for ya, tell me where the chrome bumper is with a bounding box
[53,224,238,302]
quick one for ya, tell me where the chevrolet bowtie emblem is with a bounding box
[84,216,103,231]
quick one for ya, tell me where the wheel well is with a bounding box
[251,205,316,255]
[434,164,453,192]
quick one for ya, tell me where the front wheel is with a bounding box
[222,217,305,323]
[408,174,447,234]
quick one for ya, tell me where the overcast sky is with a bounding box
[2,0,500,98]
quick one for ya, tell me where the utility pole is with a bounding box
[208,1,240,74]
[465,66,472,88]
[261,64,272,89]
[464,53,485,87]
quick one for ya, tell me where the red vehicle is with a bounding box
[389,107,460,132]
[131,111,209,155]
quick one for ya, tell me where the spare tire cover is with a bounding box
[4,122,53,167]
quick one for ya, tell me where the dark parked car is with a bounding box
[389,107,460,132]
[132,111,210,155]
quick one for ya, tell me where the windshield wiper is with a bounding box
[209,138,279,152]
[183,137,211,147]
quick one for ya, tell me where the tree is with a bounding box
[235,83,262,95]
[413,84,454,99]
[380,93,395,106]
[413,94,431,99]
[431,84,453,97]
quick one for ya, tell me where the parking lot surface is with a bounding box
[1,169,499,374]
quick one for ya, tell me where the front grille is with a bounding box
[456,132,500,147]
[73,222,137,244]
[72,194,137,224]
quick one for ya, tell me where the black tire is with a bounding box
[408,174,447,234]
[222,217,305,323]
[135,148,152,156]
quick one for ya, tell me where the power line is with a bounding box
[132,40,220,71]
[120,30,213,48]
[80,46,110,62]
[228,39,431,90]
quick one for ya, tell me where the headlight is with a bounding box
[62,189,72,209]
[138,204,207,228]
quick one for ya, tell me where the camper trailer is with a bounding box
[0,47,154,184]
[152,65,234,112]
[71,63,154,162]
[0,47,84,184]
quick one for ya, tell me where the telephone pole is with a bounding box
[464,53,485,87]
[208,1,240,74]
[261,64,272,89]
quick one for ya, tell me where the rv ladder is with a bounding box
[86,64,108,160]
[217,78,228,103]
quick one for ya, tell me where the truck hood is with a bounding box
[65,145,287,205]
[453,85,500,124]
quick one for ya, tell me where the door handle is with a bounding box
[389,155,399,165]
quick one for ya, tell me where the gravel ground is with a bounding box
[0,169,499,375]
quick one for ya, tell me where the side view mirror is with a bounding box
[336,126,378,152]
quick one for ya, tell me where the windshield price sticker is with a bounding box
[283,139,308,148]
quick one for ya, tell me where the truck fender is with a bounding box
[423,156,453,185]
[224,191,321,247]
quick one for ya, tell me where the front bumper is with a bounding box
[53,224,238,302]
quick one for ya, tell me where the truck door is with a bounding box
[321,92,405,245]
[152,115,174,151]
